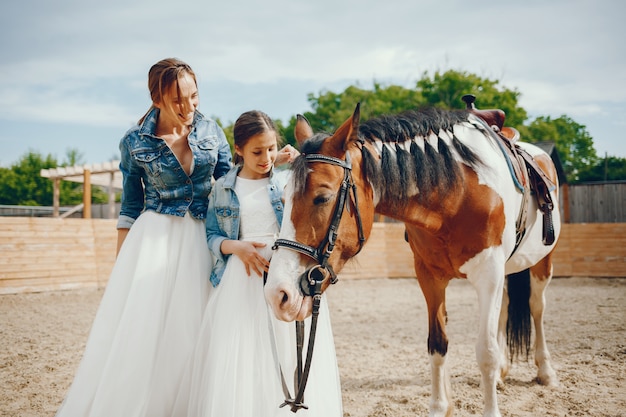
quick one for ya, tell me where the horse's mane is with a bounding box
[292,107,484,206]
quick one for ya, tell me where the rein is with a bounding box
[271,151,366,412]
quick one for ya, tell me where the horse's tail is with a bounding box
[506,269,532,362]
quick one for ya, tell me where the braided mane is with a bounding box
[293,107,484,206]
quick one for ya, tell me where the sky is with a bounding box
[1,0,625,168]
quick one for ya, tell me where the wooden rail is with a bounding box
[1,219,624,294]
[0,218,116,294]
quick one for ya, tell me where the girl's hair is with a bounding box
[138,58,197,125]
[233,110,283,165]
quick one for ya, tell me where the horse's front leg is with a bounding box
[466,258,506,417]
[529,258,559,387]
[416,275,453,417]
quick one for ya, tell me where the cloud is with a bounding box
[1,0,625,164]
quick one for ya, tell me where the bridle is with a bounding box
[274,152,366,292]
[271,150,366,412]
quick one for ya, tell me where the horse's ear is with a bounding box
[294,114,313,147]
[330,103,361,152]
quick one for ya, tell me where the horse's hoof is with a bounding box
[496,378,505,390]
[499,363,510,381]
[536,371,559,387]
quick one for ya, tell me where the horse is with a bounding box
[264,102,561,417]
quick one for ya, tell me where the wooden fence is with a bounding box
[339,222,626,279]
[0,218,116,294]
[566,183,626,223]
[1,219,625,294]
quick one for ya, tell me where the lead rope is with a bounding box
[279,280,324,412]
[267,282,322,413]
[290,291,322,411]
[266,277,324,413]
[264,269,295,408]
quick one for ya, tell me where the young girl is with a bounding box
[181,110,343,416]
[55,58,233,417]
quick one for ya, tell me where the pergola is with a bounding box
[40,161,122,218]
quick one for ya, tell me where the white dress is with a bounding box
[55,209,212,417]
[184,176,343,417]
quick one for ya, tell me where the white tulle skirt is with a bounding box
[56,211,212,417]
[178,234,343,417]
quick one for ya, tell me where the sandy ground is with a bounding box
[1,276,625,417]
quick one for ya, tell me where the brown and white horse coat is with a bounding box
[264,105,560,417]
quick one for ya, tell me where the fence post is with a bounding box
[52,178,60,218]
[83,169,92,219]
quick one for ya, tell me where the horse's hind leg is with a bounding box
[496,286,510,383]
[529,254,559,387]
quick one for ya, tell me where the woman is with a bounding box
[55,58,232,417]
[179,110,343,417]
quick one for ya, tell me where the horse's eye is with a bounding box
[313,194,331,205]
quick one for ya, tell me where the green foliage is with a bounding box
[0,151,59,205]
[286,69,617,182]
[297,70,528,139]
[215,117,235,156]
[0,149,109,206]
[416,70,528,126]
[519,115,598,183]
[306,85,377,132]
[273,119,290,148]
[416,70,528,127]
[577,156,626,182]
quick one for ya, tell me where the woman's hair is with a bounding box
[138,58,197,125]
[233,110,283,165]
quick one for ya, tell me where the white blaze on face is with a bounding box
[264,181,312,321]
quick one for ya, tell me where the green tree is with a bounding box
[298,70,527,138]
[288,69,612,182]
[416,69,527,126]
[283,83,423,145]
[519,116,598,183]
[306,85,377,132]
[577,156,626,182]
[0,150,109,206]
[214,117,235,156]
[0,151,59,205]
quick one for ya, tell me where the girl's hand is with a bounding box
[233,241,270,277]
[275,144,300,166]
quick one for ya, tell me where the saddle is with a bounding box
[462,95,556,247]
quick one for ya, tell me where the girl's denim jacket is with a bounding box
[117,107,232,229]
[206,165,289,287]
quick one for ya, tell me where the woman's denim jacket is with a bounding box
[117,107,232,229]
[206,165,289,287]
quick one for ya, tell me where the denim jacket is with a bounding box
[117,107,232,229]
[206,165,290,287]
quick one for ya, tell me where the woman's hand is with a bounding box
[275,144,300,166]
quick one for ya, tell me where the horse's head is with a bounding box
[264,104,375,321]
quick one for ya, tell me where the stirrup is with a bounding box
[542,210,555,245]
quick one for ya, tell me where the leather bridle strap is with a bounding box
[278,282,323,412]
[273,152,366,285]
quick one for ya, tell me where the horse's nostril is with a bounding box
[280,291,289,306]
